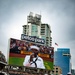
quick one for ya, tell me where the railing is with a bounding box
[0,65,52,75]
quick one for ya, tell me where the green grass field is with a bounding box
[9,57,53,70]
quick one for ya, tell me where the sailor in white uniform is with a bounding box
[23,45,45,69]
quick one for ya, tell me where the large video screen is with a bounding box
[8,38,54,70]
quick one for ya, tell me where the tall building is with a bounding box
[23,12,52,46]
[41,23,52,46]
[54,48,71,75]
[23,12,41,37]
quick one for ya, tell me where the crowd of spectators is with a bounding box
[10,38,54,55]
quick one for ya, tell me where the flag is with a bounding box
[55,43,58,46]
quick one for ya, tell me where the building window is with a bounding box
[56,71,58,73]
[56,68,58,70]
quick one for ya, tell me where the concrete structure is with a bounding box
[54,48,71,75]
[51,65,62,75]
[23,12,52,46]
[0,51,7,75]
[41,23,52,46]
[23,12,41,37]
[71,69,75,75]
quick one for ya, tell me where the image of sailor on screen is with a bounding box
[23,45,45,69]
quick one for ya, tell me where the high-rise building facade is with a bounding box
[23,12,52,46]
[54,48,71,75]
[41,24,52,46]
[23,23,40,37]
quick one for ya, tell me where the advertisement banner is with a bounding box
[21,34,45,44]
[9,38,54,70]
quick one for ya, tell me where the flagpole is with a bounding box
[54,43,58,51]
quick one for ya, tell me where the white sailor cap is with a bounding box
[30,45,39,51]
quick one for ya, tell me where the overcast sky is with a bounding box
[0,0,75,69]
